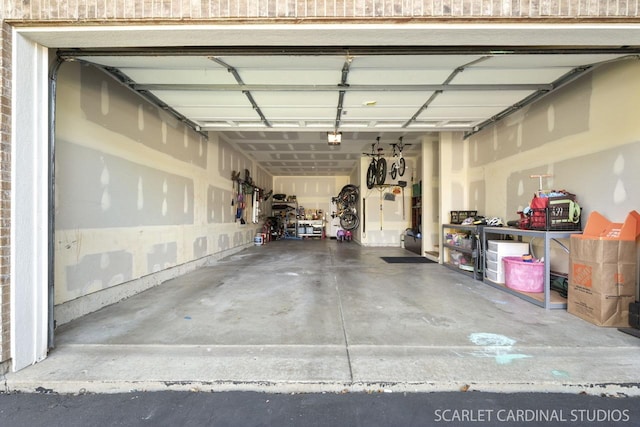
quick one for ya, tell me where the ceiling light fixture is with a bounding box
[327,131,342,145]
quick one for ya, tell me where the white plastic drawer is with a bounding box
[486,268,504,284]
[487,240,529,255]
[486,250,498,263]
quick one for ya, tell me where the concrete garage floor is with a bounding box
[5,240,640,395]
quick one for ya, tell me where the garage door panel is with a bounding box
[343,91,433,107]
[78,56,222,69]
[432,90,536,106]
[451,68,574,84]
[176,106,263,120]
[348,69,453,85]
[342,106,418,119]
[239,69,340,85]
[260,107,337,120]
[221,55,346,70]
[352,55,485,69]
[251,91,339,106]
[417,105,505,120]
[150,90,251,106]
[120,68,237,85]
[478,54,628,68]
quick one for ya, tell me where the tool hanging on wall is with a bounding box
[252,187,259,223]
[231,168,267,225]
[398,181,407,220]
[362,198,366,234]
[236,191,245,223]
[231,170,241,222]
[231,170,240,208]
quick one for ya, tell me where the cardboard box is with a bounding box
[568,211,640,327]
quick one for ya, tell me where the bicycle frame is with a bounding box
[389,137,410,180]
[364,137,387,189]
[331,184,360,230]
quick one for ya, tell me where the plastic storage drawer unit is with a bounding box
[485,240,529,284]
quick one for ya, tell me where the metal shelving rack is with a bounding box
[271,200,298,238]
[441,224,482,280]
[298,219,325,238]
[481,226,582,309]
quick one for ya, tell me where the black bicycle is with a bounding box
[364,137,387,189]
[389,136,411,180]
[332,184,360,230]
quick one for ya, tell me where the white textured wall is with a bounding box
[420,137,439,255]
[359,157,414,247]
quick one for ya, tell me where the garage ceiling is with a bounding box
[67,49,631,176]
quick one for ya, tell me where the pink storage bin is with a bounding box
[502,256,544,293]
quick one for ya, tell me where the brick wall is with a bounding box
[0,0,639,19]
[0,21,11,369]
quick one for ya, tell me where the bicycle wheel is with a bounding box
[366,161,377,189]
[339,184,358,195]
[376,158,387,185]
[390,162,398,180]
[398,157,406,177]
[339,184,359,205]
[340,212,359,231]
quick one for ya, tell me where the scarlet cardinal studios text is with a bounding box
[433,408,631,423]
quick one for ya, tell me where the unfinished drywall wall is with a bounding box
[459,58,640,292]
[272,176,350,237]
[469,58,640,223]
[439,132,479,227]
[54,61,270,323]
[56,141,195,229]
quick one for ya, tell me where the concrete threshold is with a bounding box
[4,343,640,396]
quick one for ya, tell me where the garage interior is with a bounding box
[6,24,640,393]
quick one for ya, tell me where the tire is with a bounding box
[398,157,406,177]
[339,184,358,196]
[390,162,398,180]
[376,158,387,185]
[340,212,359,230]
[366,161,377,189]
[339,184,359,205]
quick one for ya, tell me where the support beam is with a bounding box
[11,33,50,371]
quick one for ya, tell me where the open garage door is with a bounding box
[10,23,640,371]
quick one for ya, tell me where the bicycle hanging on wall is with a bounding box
[364,137,387,189]
[389,136,411,180]
[331,184,360,230]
